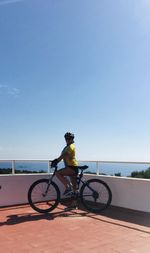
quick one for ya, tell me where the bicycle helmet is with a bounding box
[64,132,74,139]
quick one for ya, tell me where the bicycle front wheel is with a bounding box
[80,179,112,213]
[28,179,60,213]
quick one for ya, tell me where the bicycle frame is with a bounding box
[76,172,98,199]
[46,166,97,197]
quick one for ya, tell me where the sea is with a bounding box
[0,160,150,177]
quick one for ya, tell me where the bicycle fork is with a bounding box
[42,174,55,197]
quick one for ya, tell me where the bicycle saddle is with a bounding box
[77,165,88,170]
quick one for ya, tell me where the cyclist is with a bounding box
[51,132,78,195]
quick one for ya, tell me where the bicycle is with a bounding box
[28,164,112,214]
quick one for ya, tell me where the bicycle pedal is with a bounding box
[64,191,75,197]
[64,206,78,211]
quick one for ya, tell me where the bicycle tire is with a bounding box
[80,178,112,213]
[28,179,60,213]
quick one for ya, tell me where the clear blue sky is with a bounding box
[0,0,150,161]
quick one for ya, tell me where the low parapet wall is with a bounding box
[0,174,150,212]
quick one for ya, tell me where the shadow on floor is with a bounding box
[0,201,150,234]
[61,199,150,229]
[101,205,150,227]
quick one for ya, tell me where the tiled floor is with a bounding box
[0,203,150,253]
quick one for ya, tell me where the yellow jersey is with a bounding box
[61,143,78,167]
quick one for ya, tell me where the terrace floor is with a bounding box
[0,202,150,253]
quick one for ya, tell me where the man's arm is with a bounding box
[50,147,69,167]
[57,152,67,162]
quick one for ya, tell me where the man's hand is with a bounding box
[51,159,58,168]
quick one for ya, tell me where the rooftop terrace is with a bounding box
[0,203,150,253]
[0,160,150,252]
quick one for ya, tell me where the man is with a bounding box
[51,132,78,195]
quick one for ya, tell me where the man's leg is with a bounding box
[70,173,77,191]
[55,167,76,189]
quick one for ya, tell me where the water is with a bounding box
[0,160,150,177]
[78,161,150,177]
[0,161,48,174]
[98,162,150,177]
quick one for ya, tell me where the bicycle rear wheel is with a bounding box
[80,179,112,213]
[28,179,60,213]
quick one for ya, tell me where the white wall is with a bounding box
[0,174,150,212]
[0,174,63,207]
[96,175,150,212]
